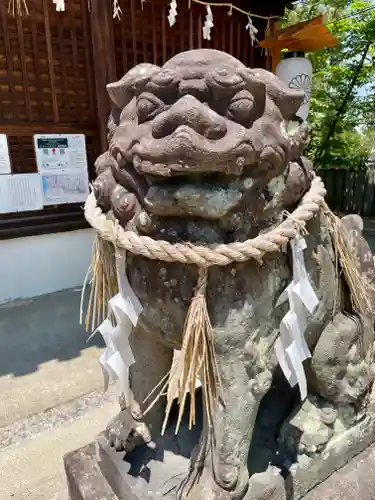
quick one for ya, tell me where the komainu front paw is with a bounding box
[106,409,152,452]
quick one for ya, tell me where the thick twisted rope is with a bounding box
[84,176,327,267]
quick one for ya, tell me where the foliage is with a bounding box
[282,0,375,169]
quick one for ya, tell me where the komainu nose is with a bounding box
[152,94,227,140]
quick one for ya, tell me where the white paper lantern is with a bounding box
[275,52,313,122]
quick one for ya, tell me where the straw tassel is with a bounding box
[165,267,223,434]
[144,267,223,435]
[264,18,272,58]
[80,235,118,333]
[323,203,373,317]
[8,0,29,15]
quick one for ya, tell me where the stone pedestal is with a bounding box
[64,393,375,500]
[64,438,375,500]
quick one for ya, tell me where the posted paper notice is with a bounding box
[0,134,11,174]
[34,134,90,205]
[0,173,43,213]
[41,172,89,205]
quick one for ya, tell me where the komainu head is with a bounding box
[94,49,311,239]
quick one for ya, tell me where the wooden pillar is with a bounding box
[90,0,117,153]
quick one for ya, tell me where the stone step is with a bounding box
[0,389,118,500]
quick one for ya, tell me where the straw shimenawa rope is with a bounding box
[83,175,371,433]
[85,176,327,267]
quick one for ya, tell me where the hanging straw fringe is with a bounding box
[323,202,373,317]
[144,267,223,435]
[264,18,272,59]
[8,0,29,15]
[80,235,118,333]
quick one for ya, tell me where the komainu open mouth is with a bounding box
[133,155,249,177]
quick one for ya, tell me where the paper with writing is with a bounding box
[0,134,11,174]
[34,134,89,205]
[0,173,43,213]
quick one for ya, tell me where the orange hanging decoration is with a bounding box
[260,14,338,53]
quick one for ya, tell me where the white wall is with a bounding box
[0,229,95,304]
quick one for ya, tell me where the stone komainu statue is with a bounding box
[91,49,375,499]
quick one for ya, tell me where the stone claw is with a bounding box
[106,409,152,453]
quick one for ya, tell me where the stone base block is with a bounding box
[64,439,116,500]
[64,397,375,499]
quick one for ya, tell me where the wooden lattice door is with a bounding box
[112,0,270,79]
[0,0,98,176]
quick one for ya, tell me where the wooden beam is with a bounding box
[89,0,117,153]
[0,123,96,136]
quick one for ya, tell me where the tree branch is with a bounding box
[316,40,373,165]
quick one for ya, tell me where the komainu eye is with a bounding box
[137,93,163,123]
[228,90,255,126]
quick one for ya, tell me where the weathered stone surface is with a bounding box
[304,440,375,500]
[145,182,243,219]
[83,48,375,499]
[65,404,375,500]
[64,440,116,500]
[66,438,375,500]
[279,395,335,456]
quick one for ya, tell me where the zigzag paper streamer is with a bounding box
[53,0,65,11]
[97,250,143,400]
[275,235,319,400]
[245,15,258,45]
[203,5,214,40]
[112,0,122,19]
[168,0,178,27]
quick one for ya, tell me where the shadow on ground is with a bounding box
[0,288,104,377]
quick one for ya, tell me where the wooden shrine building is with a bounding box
[0,0,291,302]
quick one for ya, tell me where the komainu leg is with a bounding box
[106,321,174,451]
[182,337,272,500]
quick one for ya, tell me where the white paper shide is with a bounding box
[53,0,65,11]
[275,235,319,400]
[168,0,178,26]
[245,15,258,45]
[203,5,214,40]
[96,251,143,400]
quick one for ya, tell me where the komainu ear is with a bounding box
[107,63,161,110]
[252,68,305,120]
